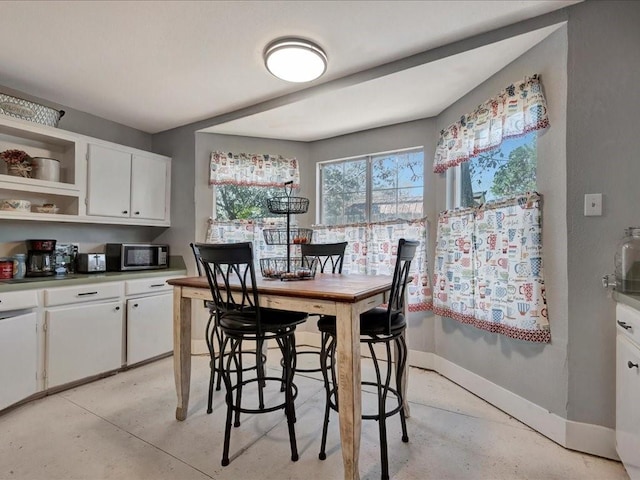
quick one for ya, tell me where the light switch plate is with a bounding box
[584,193,602,216]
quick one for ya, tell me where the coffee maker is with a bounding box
[26,239,56,277]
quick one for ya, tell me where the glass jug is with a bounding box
[615,227,640,293]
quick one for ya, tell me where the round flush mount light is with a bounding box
[264,38,327,83]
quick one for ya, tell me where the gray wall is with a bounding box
[433,27,570,419]
[565,0,640,426]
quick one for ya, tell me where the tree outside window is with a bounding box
[215,185,283,220]
[460,131,537,208]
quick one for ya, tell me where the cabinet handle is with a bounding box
[115,306,120,311]
[629,361,639,369]
[150,283,165,288]
[134,211,140,215]
[617,320,632,330]
[77,291,98,296]
[133,303,139,308]
[122,210,128,214]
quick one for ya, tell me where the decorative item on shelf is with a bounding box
[33,203,59,214]
[0,149,32,178]
[31,157,60,182]
[0,199,31,212]
[0,93,65,127]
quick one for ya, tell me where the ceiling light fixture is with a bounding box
[264,38,327,83]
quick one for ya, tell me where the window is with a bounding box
[319,148,424,225]
[214,185,283,220]
[453,131,537,208]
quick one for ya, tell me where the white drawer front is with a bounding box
[44,282,123,307]
[125,275,183,296]
[0,290,38,312]
[616,303,640,346]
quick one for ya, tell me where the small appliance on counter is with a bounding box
[26,239,56,277]
[76,253,106,273]
[105,243,169,271]
[603,227,640,293]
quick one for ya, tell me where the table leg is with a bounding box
[336,303,361,480]
[173,287,192,421]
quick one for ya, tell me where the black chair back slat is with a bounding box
[300,242,348,274]
[385,239,419,334]
[196,242,262,331]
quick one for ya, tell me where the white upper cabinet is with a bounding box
[0,115,171,226]
[130,153,169,221]
[87,143,170,224]
[87,143,132,218]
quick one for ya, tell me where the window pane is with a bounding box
[343,192,366,224]
[372,156,397,189]
[322,163,344,194]
[462,131,537,207]
[343,159,367,192]
[320,148,424,225]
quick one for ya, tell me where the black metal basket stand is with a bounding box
[261,182,312,279]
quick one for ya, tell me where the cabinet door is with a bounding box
[0,312,37,410]
[616,334,640,479]
[130,154,168,221]
[87,144,132,217]
[46,301,124,388]
[126,293,173,365]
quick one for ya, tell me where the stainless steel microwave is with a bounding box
[105,243,169,271]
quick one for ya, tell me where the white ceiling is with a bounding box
[0,1,577,141]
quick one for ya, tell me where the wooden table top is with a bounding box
[168,273,394,303]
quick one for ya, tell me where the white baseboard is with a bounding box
[430,354,618,461]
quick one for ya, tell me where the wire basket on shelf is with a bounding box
[263,228,313,245]
[266,196,309,214]
[260,257,317,281]
[0,93,65,127]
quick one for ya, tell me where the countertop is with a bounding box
[0,256,187,293]
[613,290,640,311]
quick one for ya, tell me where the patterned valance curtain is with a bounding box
[433,74,549,174]
[313,218,432,312]
[209,151,300,187]
[432,192,550,343]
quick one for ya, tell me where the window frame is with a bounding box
[317,146,424,225]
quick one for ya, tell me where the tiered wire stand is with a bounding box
[260,182,316,280]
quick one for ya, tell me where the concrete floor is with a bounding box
[0,351,629,480]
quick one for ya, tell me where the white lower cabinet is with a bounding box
[0,312,38,410]
[46,301,124,388]
[617,333,640,480]
[126,293,173,365]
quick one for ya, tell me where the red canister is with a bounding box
[0,258,13,279]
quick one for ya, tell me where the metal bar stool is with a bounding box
[317,238,418,480]
[196,242,307,466]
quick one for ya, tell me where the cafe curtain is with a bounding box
[205,218,287,270]
[209,151,300,187]
[433,74,550,174]
[313,218,432,312]
[432,192,550,343]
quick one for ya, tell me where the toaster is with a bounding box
[76,253,106,273]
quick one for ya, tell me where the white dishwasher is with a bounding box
[0,290,38,411]
[615,302,640,480]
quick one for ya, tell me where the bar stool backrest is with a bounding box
[300,242,348,274]
[384,238,419,334]
[195,242,262,331]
